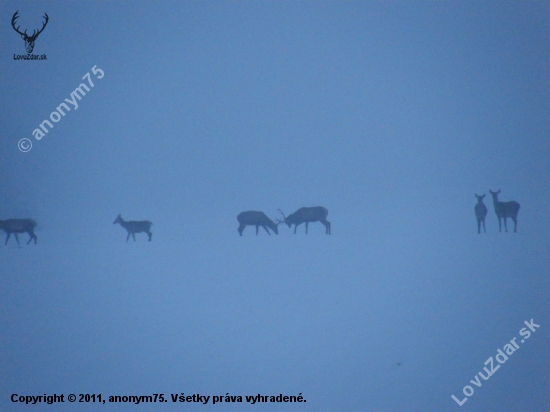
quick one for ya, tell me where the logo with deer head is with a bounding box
[11,11,49,53]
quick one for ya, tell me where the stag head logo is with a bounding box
[11,11,49,53]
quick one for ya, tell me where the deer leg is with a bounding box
[482,220,485,233]
[132,233,136,241]
[262,225,271,235]
[126,232,131,242]
[305,222,309,234]
[146,231,152,241]
[513,218,517,233]
[255,225,259,235]
[26,231,35,244]
[4,233,10,245]
[14,233,20,244]
[238,223,245,236]
[504,217,508,233]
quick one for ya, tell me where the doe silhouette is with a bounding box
[237,211,279,236]
[113,214,153,242]
[489,190,520,233]
[474,194,488,234]
[278,206,331,234]
[0,219,37,245]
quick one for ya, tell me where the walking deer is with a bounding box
[474,194,488,234]
[0,219,37,245]
[113,214,153,241]
[489,190,520,233]
[237,211,279,236]
[278,207,331,234]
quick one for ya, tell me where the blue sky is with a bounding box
[1,1,549,411]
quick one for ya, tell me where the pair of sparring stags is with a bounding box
[474,190,520,234]
[237,207,331,236]
[0,208,330,245]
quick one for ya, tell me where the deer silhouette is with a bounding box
[474,194,488,234]
[237,211,279,236]
[11,11,49,53]
[489,190,520,233]
[113,214,153,242]
[0,219,37,245]
[278,207,331,234]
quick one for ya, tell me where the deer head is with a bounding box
[12,11,49,53]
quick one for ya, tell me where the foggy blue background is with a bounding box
[1,1,549,411]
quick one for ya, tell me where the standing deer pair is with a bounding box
[474,190,520,233]
[237,206,331,236]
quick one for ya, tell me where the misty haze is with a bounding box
[1,2,549,411]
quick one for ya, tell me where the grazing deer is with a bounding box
[237,211,279,236]
[278,207,331,234]
[489,190,520,233]
[474,194,488,234]
[11,11,49,54]
[113,214,153,242]
[0,219,37,245]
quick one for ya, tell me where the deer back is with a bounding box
[126,220,152,232]
[0,218,36,232]
[238,211,277,230]
[288,206,328,223]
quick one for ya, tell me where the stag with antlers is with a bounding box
[237,211,279,236]
[278,207,331,234]
[11,11,49,53]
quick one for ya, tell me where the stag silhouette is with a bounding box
[474,194,488,234]
[489,190,520,233]
[237,211,279,236]
[113,214,153,242]
[278,207,331,234]
[0,219,37,245]
[11,11,49,53]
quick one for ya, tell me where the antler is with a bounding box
[11,11,49,40]
[275,208,286,225]
[29,13,49,39]
[11,11,26,36]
